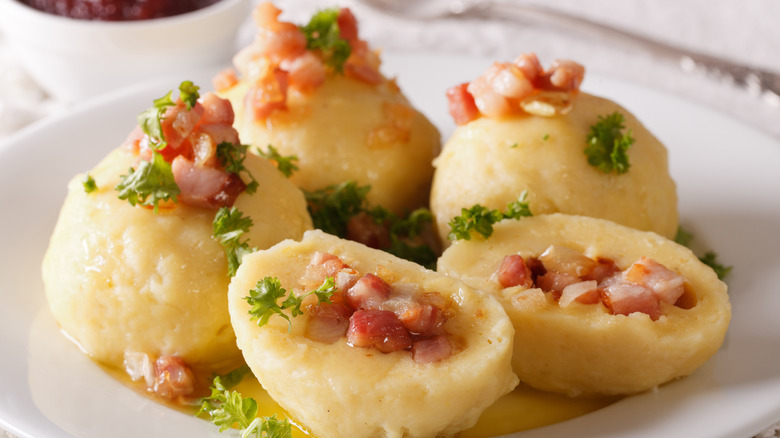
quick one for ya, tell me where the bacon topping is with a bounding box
[494,245,688,320]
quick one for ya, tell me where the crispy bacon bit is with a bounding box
[171,156,246,209]
[246,68,289,120]
[306,300,353,343]
[347,310,412,353]
[398,304,445,336]
[411,336,452,364]
[336,7,359,42]
[446,83,480,126]
[448,53,585,125]
[624,257,685,305]
[496,255,534,289]
[347,273,391,310]
[496,245,686,320]
[152,356,196,401]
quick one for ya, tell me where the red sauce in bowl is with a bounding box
[19,0,222,21]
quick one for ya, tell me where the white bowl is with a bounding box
[0,0,251,102]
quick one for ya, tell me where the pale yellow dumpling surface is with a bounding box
[42,148,312,372]
[228,230,518,438]
[438,214,731,397]
[430,92,678,246]
[221,75,441,215]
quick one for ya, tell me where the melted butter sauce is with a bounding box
[102,362,615,437]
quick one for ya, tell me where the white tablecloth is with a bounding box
[1,0,778,437]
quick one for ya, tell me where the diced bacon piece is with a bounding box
[467,71,511,118]
[252,3,307,63]
[122,126,145,154]
[172,156,246,208]
[284,51,326,92]
[411,336,452,364]
[558,280,600,307]
[345,212,391,249]
[305,301,353,343]
[446,83,480,126]
[490,63,535,99]
[337,8,359,42]
[601,276,662,320]
[213,68,239,93]
[247,68,289,120]
[496,254,534,288]
[189,131,218,167]
[624,257,685,305]
[398,304,445,336]
[347,273,391,310]
[546,59,585,92]
[582,257,619,283]
[152,356,196,401]
[301,252,351,289]
[345,60,384,85]
[199,93,235,125]
[163,102,204,151]
[536,271,578,296]
[538,245,599,278]
[123,351,155,388]
[513,53,543,83]
[347,310,412,353]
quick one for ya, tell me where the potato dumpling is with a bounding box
[222,75,441,215]
[437,214,730,397]
[430,92,678,246]
[217,4,440,215]
[42,148,312,372]
[228,230,518,438]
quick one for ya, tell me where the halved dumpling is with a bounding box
[42,147,312,376]
[228,229,518,438]
[437,214,730,397]
[431,92,678,246]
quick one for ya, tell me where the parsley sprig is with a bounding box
[299,8,352,73]
[584,112,634,175]
[448,191,533,241]
[116,152,180,213]
[245,276,336,332]
[674,226,733,280]
[197,376,293,438]
[213,207,255,276]
[257,145,299,178]
[217,142,259,194]
[304,181,437,268]
[82,173,97,194]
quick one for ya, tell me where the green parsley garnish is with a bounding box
[542,133,550,141]
[584,112,634,174]
[448,191,533,241]
[299,8,351,73]
[256,145,299,178]
[82,173,97,194]
[245,276,336,332]
[178,80,200,110]
[510,142,518,149]
[213,207,255,277]
[137,90,175,150]
[216,142,259,194]
[116,151,180,213]
[197,376,293,438]
[674,226,732,280]
[304,181,437,268]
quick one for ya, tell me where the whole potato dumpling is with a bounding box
[217,3,441,215]
[42,148,312,373]
[228,230,518,438]
[431,92,678,245]
[437,214,731,397]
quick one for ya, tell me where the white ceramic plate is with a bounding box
[1,53,779,438]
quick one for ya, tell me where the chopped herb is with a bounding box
[305,181,370,237]
[82,173,97,194]
[213,364,252,389]
[213,207,255,276]
[584,112,634,174]
[699,251,733,280]
[137,90,175,151]
[115,151,180,213]
[542,133,550,141]
[245,277,336,332]
[299,8,351,73]
[178,80,200,110]
[510,142,518,148]
[197,376,293,438]
[216,142,258,194]
[674,226,732,280]
[448,191,533,241]
[257,145,299,178]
